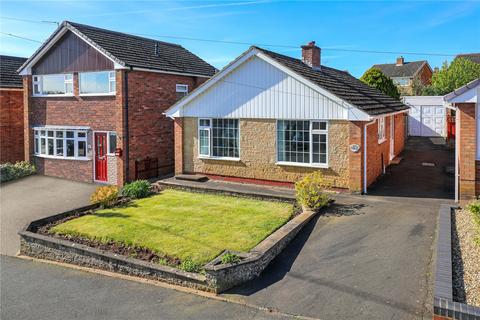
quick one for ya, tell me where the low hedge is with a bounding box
[0,161,36,183]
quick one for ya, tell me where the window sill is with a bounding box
[34,154,91,161]
[378,138,387,144]
[79,93,116,97]
[32,94,74,98]
[198,156,241,162]
[276,161,329,169]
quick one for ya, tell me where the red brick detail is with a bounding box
[174,117,184,175]
[457,103,476,200]
[126,71,203,181]
[115,69,126,186]
[433,315,451,320]
[301,41,321,68]
[0,89,24,163]
[348,121,364,192]
[394,113,406,156]
[36,158,93,183]
[418,63,433,86]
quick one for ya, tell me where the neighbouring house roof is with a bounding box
[444,78,480,103]
[372,60,428,78]
[166,46,409,119]
[18,21,217,77]
[256,47,409,116]
[455,53,480,64]
[0,55,27,88]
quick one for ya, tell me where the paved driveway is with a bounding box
[0,175,97,256]
[222,138,454,320]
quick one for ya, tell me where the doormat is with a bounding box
[429,137,446,145]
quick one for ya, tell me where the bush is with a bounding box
[468,201,480,226]
[121,180,151,199]
[90,185,119,208]
[0,161,36,183]
[180,258,201,273]
[295,172,331,210]
[221,253,241,264]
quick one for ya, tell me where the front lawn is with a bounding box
[50,189,293,267]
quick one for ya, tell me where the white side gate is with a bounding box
[403,96,446,137]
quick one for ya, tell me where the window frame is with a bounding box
[378,116,386,143]
[176,84,189,100]
[107,131,117,155]
[33,127,90,160]
[276,119,329,168]
[32,74,74,97]
[79,71,116,96]
[197,118,240,161]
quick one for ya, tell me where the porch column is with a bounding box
[174,117,184,175]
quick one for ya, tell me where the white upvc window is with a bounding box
[176,84,189,100]
[276,120,328,167]
[378,117,386,143]
[198,118,240,159]
[79,71,116,96]
[107,132,117,155]
[34,128,89,160]
[32,74,73,96]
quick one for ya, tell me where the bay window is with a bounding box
[198,118,239,159]
[277,120,328,166]
[34,128,88,159]
[79,71,116,95]
[32,74,73,96]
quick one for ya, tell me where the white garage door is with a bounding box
[408,104,446,137]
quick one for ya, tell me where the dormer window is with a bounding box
[32,74,73,96]
[79,71,116,96]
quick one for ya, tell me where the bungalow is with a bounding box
[444,78,480,201]
[166,42,409,193]
[0,55,27,163]
[18,21,216,185]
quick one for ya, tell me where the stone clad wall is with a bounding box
[183,117,351,189]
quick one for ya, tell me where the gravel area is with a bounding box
[452,209,480,307]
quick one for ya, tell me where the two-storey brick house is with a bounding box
[18,21,216,185]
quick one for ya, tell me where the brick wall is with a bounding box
[457,103,477,200]
[418,63,433,85]
[126,71,206,181]
[0,88,24,163]
[24,73,117,183]
[394,113,406,156]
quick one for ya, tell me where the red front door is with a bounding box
[94,132,108,182]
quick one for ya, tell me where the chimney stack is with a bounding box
[396,56,404,66]
[301,41,321,69]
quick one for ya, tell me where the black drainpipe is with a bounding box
[124,68,130,183]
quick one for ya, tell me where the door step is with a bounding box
[175,174,209,182]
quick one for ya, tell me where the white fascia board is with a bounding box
[403,95,444,106]
[165,47,258,118]
[446,88,478,103]
[19,24,124,76]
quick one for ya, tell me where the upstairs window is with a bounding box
[176,84,188,100]
[79,71,116,95]
[33,74,73,96]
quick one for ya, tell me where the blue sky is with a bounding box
[1,0,479,77]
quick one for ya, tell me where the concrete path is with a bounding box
[0,255,295,320]
[0,175,97,256]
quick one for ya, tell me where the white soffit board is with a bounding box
[179,54,367,120]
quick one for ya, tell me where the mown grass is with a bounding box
[50,189,293,266]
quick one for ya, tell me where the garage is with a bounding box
[404,96,446,137]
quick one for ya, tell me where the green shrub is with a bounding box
[90,185,119,208]
[121,180,151,199]
[295,172,331,210]
[468,201,480,227]
[221,253,241,264]
[180,258,201,273]
[0,161,36,183]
